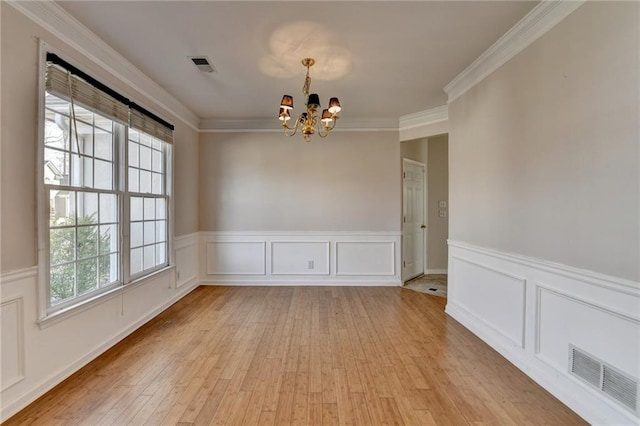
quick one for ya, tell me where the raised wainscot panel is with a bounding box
[336,241,395,276]
[450,256,526,347]
[1,298,24,391]
[271,241,330,275]
[536,286,640,382]
[175,243,198,288]
[206,241,266,275]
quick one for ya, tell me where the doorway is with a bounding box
[400,133,449,287]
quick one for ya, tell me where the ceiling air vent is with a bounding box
[569,345,638,415]
[189,56,215,73]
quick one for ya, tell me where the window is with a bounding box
[42,53,173,316]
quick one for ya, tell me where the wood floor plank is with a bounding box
[4,286,588,426]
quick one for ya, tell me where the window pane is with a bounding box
[44,148,70,186]
[152,149,162,172]
[78,192,98,224]
[99,254,118,287]
[77,258,98,296]
[50,189,75,227]
[45,93,70,115]
[155,220,166,243]
[140,145,151,170]
[140,133,152,147]
[128,168,139,193]
[130,222,143,248]
[131,247,143,275]
[77,225,98,259]
[71,121,94,155]
[44,118,69,151]
[152,173,163,195]
[129,140,139,167]
[82,156,94,188]
[94,133,113,160]
[156,242,166,265]
[144,221,155,245]
[50,263,75,305]
[99,193,117,224]
[129,128,140,142]
[50,227,75,265]
[94,116,113,133]
[144,198,155,220]
[94,160,113,190]
[156,198,166,220]
[143,245,154,270]
[140,170,151,193]
[71,104,94,124]
[70,154,81,186]
[131,197,143,221]
[99,224,118,255]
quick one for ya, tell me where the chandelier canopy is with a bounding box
[278,58,342,142]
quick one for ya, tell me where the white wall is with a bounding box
[199,131,401,233]
[448,2,639,282]
[446,2,640,424]
[0,4,200,421]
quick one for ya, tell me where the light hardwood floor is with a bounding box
[4,286,586,425]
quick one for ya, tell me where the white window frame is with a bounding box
[36,42,174,324]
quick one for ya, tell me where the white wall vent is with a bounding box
[189,56,216,73]
[569,345,638,415]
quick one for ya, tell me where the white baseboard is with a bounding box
[200,278,400,287]
[446,240,639,425]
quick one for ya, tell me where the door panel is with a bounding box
[402,160,425,281]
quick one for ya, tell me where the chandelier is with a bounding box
[278,58,342,142]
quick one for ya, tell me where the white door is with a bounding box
[402,159,425,281]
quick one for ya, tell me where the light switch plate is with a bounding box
[438,200,447,208]
[438,209,447,218]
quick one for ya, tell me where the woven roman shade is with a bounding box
[45,53,174,142]
[130,105,174,144]
[45,63,129,124]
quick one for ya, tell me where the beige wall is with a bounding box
[0,4,199,272]
[427,134,448,270]
[449,2,639,281]
[199,131,401,232]
[401,136,449,271]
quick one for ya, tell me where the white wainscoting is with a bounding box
[446,240,640,425]
[200,232,402,285]
[1,296,25,392]
[174,233,200,288]
[0,232,200,422]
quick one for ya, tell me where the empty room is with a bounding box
[1,1,638,425]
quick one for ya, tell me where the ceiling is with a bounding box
[58,1,538,125]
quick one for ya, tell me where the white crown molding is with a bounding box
[199,117,399,133]
[399,105,448,131]
[444,0,586,103]
[7,0,200,131]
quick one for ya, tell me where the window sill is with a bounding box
[38,265,175,329]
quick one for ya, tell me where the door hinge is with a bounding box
[403,172,406,178]
[403,261,406,267]
[403,216,406,223]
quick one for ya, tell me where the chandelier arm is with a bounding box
[282,114,302,136]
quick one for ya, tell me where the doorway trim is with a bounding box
[401,158,428,282]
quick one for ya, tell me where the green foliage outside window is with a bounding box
[50,214,113,304]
